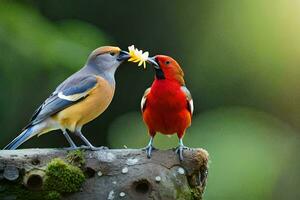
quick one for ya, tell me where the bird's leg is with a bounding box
[143,136,157,158]
[175,138,189,161]
[74,130,97,150]
[74,129,108,150]
[62,129,78,149]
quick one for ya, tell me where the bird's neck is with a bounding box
[153,78,183,89]
[155,75,185,86]
[83,64,116,87]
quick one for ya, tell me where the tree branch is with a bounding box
[0,148,209,200]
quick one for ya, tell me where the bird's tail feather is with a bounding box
[3,126,37,150]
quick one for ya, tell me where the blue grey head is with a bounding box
[85,46,130,84]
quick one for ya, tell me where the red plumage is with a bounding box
[143,79,191,138]
[141,55,193,161]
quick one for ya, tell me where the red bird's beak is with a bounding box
[147,56,159,69]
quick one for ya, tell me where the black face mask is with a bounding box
[155,68,165,79]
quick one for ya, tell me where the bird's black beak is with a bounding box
[147,56,159,69]
[117,50,131,61]
[148,56,165,79]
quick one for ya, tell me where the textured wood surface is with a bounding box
[0,148,209,200]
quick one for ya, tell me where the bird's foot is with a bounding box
[95,146,109,150]
[79,145,109,150]
[142,145,157,159]
[63,146,80,150]
[174,145,190,161]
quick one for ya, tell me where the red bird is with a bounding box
[141,55,194,161]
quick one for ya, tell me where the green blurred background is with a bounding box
[1,0,300,199]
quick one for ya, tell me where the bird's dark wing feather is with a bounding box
[181,86,194,115]
[24,75,97,129]
[141,88,151,112]
[29,92,58,123]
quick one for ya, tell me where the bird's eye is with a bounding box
[110,52,116,56]
[165,61,170,65]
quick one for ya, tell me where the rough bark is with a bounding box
[0,148,209,200]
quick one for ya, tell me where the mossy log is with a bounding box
[0,148,209,200]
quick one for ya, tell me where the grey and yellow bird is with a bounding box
[4,46,130,150]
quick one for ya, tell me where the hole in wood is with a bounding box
[133,179,151,194]
[85,167,96,178]
[31,158,40,165]
[27,174,43,190]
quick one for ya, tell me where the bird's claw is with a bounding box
[142,145,157,159]
[96,146,109,150]
[79,145,109,150]
[79,145,91,150]
[175,145,189,161]
[63,146,80,150]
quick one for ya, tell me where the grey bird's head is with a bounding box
[86,46,130,76]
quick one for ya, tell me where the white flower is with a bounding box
[127,45,149,68]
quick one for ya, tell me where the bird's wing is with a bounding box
[24,75,98,129]
[181,86,194,115]
[141,87,151,112]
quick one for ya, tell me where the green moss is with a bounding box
[0,157,85,199]
[175,187,202,200]
[44,158,85,193]
[191,188,202,200]
[173,179,202,200]
[45,191,61,200]
[176,188,193,200]
[67,149,85,168]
